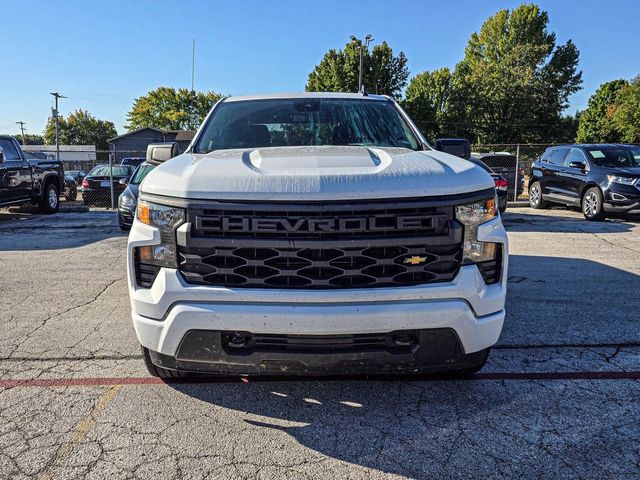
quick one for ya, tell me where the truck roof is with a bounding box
[223,92,391,102]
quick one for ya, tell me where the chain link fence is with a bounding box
[23,144,556,211]
[471,143,555,200]
[52,149,147,209]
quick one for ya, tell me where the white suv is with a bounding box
[127,93,508,377]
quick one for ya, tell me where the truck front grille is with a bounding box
[177,198,464,289]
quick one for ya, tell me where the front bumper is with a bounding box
[604,184,640,213]
[118,205,135,226]
[147,328,491,375]
[127,217,508,372]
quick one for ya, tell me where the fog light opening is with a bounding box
[610,192,628,202]
[225,332,252,349]
[391,333,416,347]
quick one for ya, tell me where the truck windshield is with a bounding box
[193,98,421,152]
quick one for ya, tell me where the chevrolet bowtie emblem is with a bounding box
[404,256,428,265]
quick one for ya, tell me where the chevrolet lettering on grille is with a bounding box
[196,214,435,234]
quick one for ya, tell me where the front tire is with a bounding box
[39,182,60,214]
[142,346,189,379]
[528,181,548,209]
[582,187,606,221]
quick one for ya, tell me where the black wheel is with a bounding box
[528,181,548,209]
[66,183,77,202]
[39,182,60,214]
[142,346,189,379]
[582,187,606,221]
[449,348,490,378]
[498,198,507,214]
[82,193,94,207]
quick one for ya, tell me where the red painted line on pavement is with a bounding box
[0,371,639,388]
[473,371,640,381]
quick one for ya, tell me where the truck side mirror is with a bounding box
[434,138,471,160]
[119,178,128,185]
[146,142,180,164]
[0,148,4,163]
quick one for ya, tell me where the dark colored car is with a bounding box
[528,144,640,220]
[63,174,77,201]
[471,152,525,199]
[467,157,508,213]
[65,169,87,183]
[117,162,157,230]
[121,157,145,168]
[81,164,134,207]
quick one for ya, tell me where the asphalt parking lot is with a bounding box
[0,207,639,479]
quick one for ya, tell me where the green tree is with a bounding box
[8,133,44,145]
[448,3,582,143]
[306,40,409,98]
[44,110,117,150]
[576,79,627,143]
[612,75,640,143]
[550,113,581,143]
[126,87,222,131]
[402,68,453,141]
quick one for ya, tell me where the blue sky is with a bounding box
[1,0,638,136]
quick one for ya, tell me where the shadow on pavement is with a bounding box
[167,368,637,478]
[0,209,125,251]
[504,254,640,346]
[172,379,515,478]
[503,209,639,233]
[158,254,640,476]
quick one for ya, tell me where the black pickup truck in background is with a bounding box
[0,135,64,213]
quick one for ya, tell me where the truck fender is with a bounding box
[39,172,62,200]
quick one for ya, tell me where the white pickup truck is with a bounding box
[126,92,508,378]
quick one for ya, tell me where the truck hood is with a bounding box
[141,146,495,201]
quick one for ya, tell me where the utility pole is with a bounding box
[50,92,66,160]
[190,39,196,129]
[350,34,373,93]
[16,121,26,145]
[191,39,196,93]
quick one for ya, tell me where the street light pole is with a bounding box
[351,34,373,93]
[50,92,66,160]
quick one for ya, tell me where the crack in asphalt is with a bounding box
[5,279,121,360]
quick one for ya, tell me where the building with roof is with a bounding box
[107,128,195,162]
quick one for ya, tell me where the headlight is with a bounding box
[136,201,185,267]
[607,175,637,185]
[119,191,136,208]
[137,201,185,232]
[455,197,498,264]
